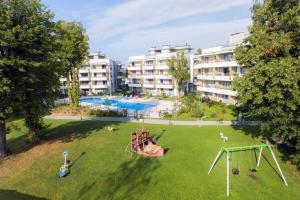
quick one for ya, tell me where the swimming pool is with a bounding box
[80,97,156,111]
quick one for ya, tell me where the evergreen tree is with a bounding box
[233,0,300,167]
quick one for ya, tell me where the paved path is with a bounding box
[44,115,259,126]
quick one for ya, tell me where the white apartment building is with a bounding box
[128,45,192,96]
[193,33,247,104]
[60,52,124,95]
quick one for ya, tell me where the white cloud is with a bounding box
[87,0,251,39]
[103,18,251,63]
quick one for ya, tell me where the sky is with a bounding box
[42,0,253,64]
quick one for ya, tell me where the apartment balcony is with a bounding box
[128,83,142,87]
[90,68,107,73]
[156,74,172,79]
[128,66,142,71]
[91,76,107,81]
[155,65,169,70]
[79,68,89,73]
[156,84,173,89]
[143,65,154,70]
[80,85,90,89]
[198,86,237,96]
[196,75,233,81]
[79,77,89,81]
[92,84,108,89]
[128,63,142,67]
[143,84,155,88]
[143,74,154,79]
[128,74,142,79]
[194,61,239,69]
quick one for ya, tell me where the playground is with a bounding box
[0,119,299,200]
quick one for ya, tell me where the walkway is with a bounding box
[44,115,259,126]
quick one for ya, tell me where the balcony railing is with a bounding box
[156,82,172,85]
[199,58,234,64]
[215,72,230,76]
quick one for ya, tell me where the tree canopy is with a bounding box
[56,21,89,107]
[233,0,300,168]
[166,52,190,96]
[0,0,89,155]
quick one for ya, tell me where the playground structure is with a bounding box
[125,119,164,157]
[208,144,288,197]
[59,150,70,178]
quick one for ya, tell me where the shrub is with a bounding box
[162,111,172,119]
[89,110,123,117]
[221,107,226,114]
[190,101,203,118]
[210,112,216,118]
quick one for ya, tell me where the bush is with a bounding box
[88,109,123,117]
[162,111,172,119]
[190,101,203,118]
[210,112,216,118]
[179,93,203,119]
[221,107,226,114]
[51,105,123,117]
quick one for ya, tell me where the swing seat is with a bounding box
[232,168,240,175]
[249,168,257,172]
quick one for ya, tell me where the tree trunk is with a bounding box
[25,107,40,144]
[67,71,73,107]
[174,81,181,112]
[0,121,7,157]
[24,91,40,144]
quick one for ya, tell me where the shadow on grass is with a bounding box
[93,156,161,200]
[0,189,47,200]
[44,120,121,143]
[69,151,86,169]
[6,120,121,155]
[231,124,299,170]
[152,129,166,142]
[276,143,297,163]
[230,125,263,138]
[261,153,283,181]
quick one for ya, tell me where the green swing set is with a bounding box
[208,144,288,197]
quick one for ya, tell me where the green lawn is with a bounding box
[0,119,299,200]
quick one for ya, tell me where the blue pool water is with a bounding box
[80,97,156,111]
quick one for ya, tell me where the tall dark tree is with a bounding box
[233,0,300,167]
[0,0,63,144]
[56,21,89,108]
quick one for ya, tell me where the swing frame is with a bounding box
[208,144,288,197]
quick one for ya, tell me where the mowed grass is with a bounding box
[0,119,299,200]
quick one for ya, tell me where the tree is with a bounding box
[56,21,89,108]
[0,0,66,144]
[196,48,202,55]
[233,0,300,168]
[166,52,190,97]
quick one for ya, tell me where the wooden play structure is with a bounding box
[125,119,164,157]
[208,144,288,196]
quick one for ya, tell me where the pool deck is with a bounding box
[56,97,174,118]
[44,115,259,126]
